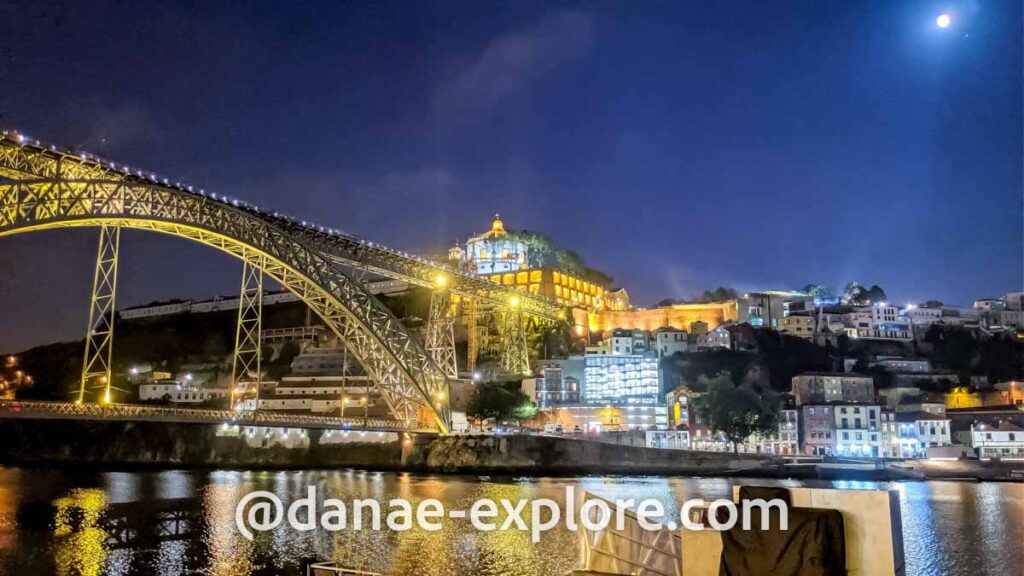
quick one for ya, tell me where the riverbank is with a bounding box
[0,419,1019,481]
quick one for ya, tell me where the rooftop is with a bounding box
[795,371,871,378]
[896,411,949,422]
[974,421,1023,433]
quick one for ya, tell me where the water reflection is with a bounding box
[0,467,1019,576]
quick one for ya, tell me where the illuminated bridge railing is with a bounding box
[0,131,565,320]
[0,401,431,432]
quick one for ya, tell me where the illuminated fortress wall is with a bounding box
[583,301,739,333]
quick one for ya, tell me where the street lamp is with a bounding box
[936,13,951,28]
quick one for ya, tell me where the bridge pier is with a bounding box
[500,298,531,376]
[424,285,458,380]
[79,224,121,404]
[230,256,264,409]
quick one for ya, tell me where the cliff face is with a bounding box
[0,419,773,475]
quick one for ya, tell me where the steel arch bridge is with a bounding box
[0,131,565,433]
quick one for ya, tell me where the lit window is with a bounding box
[530,270,543,282]
[502,274,515,285]
[516,272,528,284]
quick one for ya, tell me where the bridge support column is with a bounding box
[79,224,121,404]
[425,289,458,380]
[500,299,531,376]
[230,256,263,410]
[466,298,478,372]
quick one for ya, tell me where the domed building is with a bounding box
[448,214,528,275]
[448,214,612,310]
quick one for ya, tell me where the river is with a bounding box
[0,467,1019,575]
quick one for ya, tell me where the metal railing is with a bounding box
[0,400,433,432]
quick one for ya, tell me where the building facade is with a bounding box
[844,304,912,340]
[653,328,689,357]
[791,372,875,406]
[967,422,1024,459]
[833,404,882,457]
[799,404,837,455]
[582,353,660,405]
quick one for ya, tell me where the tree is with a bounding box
[843,281,886,306]
[512,402,538,426]
[697,287,738,303]
[800,284,833,299]
[466,381,531,423]
[691,373,781,454]
[657,298,679,307]
[555,249,584,276]
[507,230,553,267]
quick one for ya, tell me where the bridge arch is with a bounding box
[0,178,450,432]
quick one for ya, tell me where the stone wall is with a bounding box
[402,433,775,475]
[0,419,776,475]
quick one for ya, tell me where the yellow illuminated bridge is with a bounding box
[0,131,565,433]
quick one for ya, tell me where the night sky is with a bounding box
[0,0,1021,352]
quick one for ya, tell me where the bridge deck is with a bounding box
[0,401,433,433]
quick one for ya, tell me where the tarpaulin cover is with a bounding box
[717,489,846,576]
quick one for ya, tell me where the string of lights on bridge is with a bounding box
[3,129,452,270]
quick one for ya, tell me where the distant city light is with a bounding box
[936,13,951,28]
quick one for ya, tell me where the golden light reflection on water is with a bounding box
[201,484,257,576]
[0,469,1019,576]
[53,488,108,576]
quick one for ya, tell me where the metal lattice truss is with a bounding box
[0,133,564,321]
[231,257,263,408]
[465,298,479,372]
[500,307,531,376]
[425,290,458,380]
[0,136,454,432]
[79,224,120,403]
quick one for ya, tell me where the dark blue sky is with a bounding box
[0,0,1021,351]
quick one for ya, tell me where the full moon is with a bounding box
[936,13,951,28]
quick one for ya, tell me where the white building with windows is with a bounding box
[447,214,528,275]
[778,315,816,339]
[833,404,882,457]
[138,380,228,404]
[653,328,689,357]
[591,329,650,356]
[700,324,733,350]
[967,422,1024,459]
[844,304,912,341]
[582,353,659,406]
[290,347,356,375]
[776,409,799,455]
